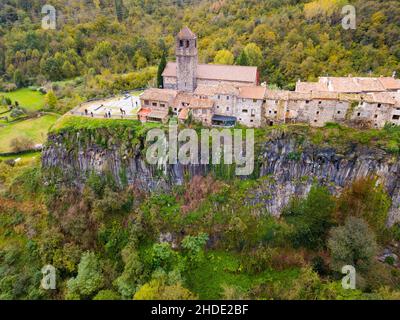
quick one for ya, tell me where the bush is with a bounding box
[93,290,120,300]
[9,137,35,153]
[283,185,336,249]
[66,251,104,299]
[328,217,377,274]
[335,177,391,243]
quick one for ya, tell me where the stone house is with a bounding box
[236,86,266,127]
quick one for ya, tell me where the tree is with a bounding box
[328,217,377,274]
[236,51,249,66]
[62,61,76,78]
[114,243,145,299]
[93,290,120,300]
[213,50,234,65]
[181,233,208,266]
[45,90,58,110]
[243,43,262,67]
[157,52,167,88]
[13,69,25,88]
[133,279,197,300]
[335,177,391,242]
[66,252,104,299]
[283,185,336,249]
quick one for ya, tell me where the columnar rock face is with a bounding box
[176,27,198,92]
[42,130,400,226]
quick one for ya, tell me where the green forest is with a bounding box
[1,0,400,300]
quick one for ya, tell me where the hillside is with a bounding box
[1,0,399,93]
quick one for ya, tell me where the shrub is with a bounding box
[283,185,336,249]
[328,217,377,274]
[9,137,35,153]
[66,251,104,299]
[335,177,391,243]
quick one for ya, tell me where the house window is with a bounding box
[185,40,189,48]
[316,111,320,115]
[202,109,206,115]
[250,120,254,123]
[318,101,322,104]
[227,107,230,111]
[217,105,220,109]
[306,100,310,104]
[374,114,378,118]
[251,109,255,116]
[144,100,149,106]
[242,109,248,113]
[179,40,183,47]
[337,111,341,114]
[160,104,165,108]
[274,111,277,114]
[253,99,257,103]
[378,103,382,108]
[218,95,221,99]
[357,113,361,116]
[269,110,272,114]
[393,115,400,120]
[226,96,229,100]
[152,102,157,107]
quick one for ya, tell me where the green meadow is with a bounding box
[0,88,45,112]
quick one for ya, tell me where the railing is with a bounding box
[69,110,138,120]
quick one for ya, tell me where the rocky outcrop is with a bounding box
[42,129,400,225]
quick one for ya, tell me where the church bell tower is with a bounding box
[176,27,198,92]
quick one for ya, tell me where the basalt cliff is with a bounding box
[42,125,400,225]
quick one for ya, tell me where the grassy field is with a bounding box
[186,251,299,299]
[0,88,45,112]
[0,114,59,153]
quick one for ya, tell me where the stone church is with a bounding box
[162,27,259,91]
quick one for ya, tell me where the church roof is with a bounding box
[238,86,266,100]
[140,88,178,102]
[178,27,196,39]
[162,62,257,84]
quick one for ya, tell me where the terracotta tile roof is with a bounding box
[295,81,328,93]
[311,92,339,100]
[148,109,169,119]
[378,77,400,90]
[173,92,193,108]
[138,108,151,116]
[289,92,312,101]
[264,90,290,100]
[194,83,239,96]
[238,86,266,100]
[140,88,178,102]
[354,78,385,92]
[163,62,257,84]
[189,97,214,109]
[178,108,189,120]
[364,93,396,105]
[178,27,196,39]
[317,76,393,93]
